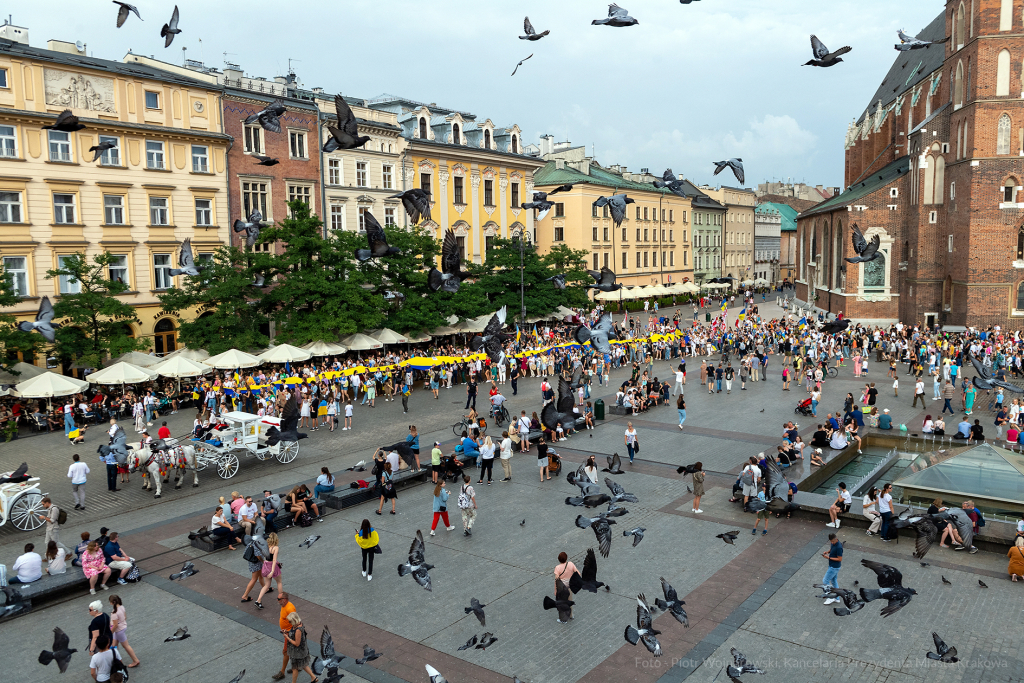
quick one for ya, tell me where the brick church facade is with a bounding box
[796,0,1024,328]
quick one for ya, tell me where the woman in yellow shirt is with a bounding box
[354,519,380,582]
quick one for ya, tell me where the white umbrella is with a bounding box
[679,282,700,294]
[164,347,210,362]
[151,355,212,378]
[555,305,575,318]
[258,344,313,364]
[110,351,161,368]
[368,328,409,345]
[338,333,384,351]
[205,349,262,369]
[429,326,460,336]
[754,277,769,286]
[301,340,348,356]
[452,316,489,334]
[403,331,432,344]
[86,361,158,385]
[0,361,50,385]
[15,372,89,398]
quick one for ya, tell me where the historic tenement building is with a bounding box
[796,1,1024,327]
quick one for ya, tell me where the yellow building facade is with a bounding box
[702,185,757,281]
[0,36,230,358]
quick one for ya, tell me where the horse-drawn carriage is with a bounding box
[191,411,299,480]
[0,464,46,532]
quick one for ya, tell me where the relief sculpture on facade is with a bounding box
[44,68,116,113]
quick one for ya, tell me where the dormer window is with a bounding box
[453,123,461,145]
[511,135,518,153]
[484,129,491,149]
[419,117,427,139]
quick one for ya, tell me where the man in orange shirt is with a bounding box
[272,591,296,680]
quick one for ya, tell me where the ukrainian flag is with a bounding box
[721,300,727,312]
[317,400,328,417]
[67,427,81,442]
[738,307,746,321]
[798,316,807,330]
[516,325,521,343]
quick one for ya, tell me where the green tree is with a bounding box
[45,252,147,369]
[158,246,269,355]
[0,265,39,374]
[541,243,595,309]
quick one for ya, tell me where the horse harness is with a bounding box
[136,445,191,478]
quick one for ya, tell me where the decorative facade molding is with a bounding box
[451,164,467,176]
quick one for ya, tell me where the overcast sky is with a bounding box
[17,0,940,188]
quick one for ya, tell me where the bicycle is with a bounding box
[489,404,510,427]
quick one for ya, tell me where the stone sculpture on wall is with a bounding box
[44,68,116,113]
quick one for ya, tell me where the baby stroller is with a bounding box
[795,397,814,416]
[547,448,562,475]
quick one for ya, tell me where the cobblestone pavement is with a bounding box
[7,298,1022,683]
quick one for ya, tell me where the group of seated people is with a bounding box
[807,412,865,456]
[191,413,233,443]
[615,378,669,413]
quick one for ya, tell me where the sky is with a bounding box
[14,0,942,188]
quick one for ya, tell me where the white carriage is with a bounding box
[0,469,46,532]
[192,411,299,480]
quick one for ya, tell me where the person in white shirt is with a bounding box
[862,486,882,535]
[68,453,90,510]
[498,432,513,482]
[826,482,852,528]
[877,483,894,541]
[45,540,67,575]
[673,369,685,396]
[386,449,401,476]
[740,458,761,505]
[343,401,353,430]
[516,410,531,454]
[238,497,258,536]
[583,455,599,484]
[63,400,75,436]
[10,543,43,583]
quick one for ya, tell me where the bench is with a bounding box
[189,498,325,551]
[6,567,90,610]
[322,469,431,510]
[524,416,589,445]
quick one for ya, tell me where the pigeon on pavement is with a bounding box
[593,4,639,27]
[520,16,549,40]
[804,35,851,67]
[623,527,646,547]
[244,100,287,134]
[355,644,382,665]
[164,627,191,642]
[113,2,142,27]
[475,633,498,650]
[655,577,688,627]
[592,195,634,228]
[726,648,766,679]
[17,296,59,342]
[511,54,533,77]
[160,5,181,47]
[227,671,246,683]
[846,225,881,263]
[457,635,478,651]
[428,229,468,293]
[624,594,661,656]
[941,575,952,585]
[299,535,321,549]
[858,559,918,617]
[926,632,959,663]
[426,664,448,683]
[323,95,371,151]
[570,548,609,593]
[979,579,988,588]
[38,626,77,673]
[355,211,401,261]
[389,188,432,225]
[0,586,29,621]
[574,312,618,354]
[43,109,86,133]
[89,140,116,162]
[319,626,347,669]
[717,530,741,545]
[169,238,204,277]
[712,159,745,185]
[169,562,198,581]
[398,530,433,591]
[814,584,865,616]
[465,598,486,627]
[233,210,263,248]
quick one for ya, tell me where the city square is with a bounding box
[0,2,1023,683]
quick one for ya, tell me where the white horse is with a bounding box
[127,441,199,498]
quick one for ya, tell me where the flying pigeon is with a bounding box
[233,210,263,248]
[164,627,191,642]
[397,530,433,591]
[511,54,533,77]
[426,664,448,683]
[244,100,287,134]
[355,211,401,261]
[541,373,580,436]
[520,16,549,40]
[858,559,918,617]
[475,633,498,650]
[676,463,701,476]
[593,3,639,27]
[38,627,77,673]
[927,632,959,663]
[169,561,198,581]
[323,95,371,152]
[355,644,382,665]
[464,598,486,627]
[712,159,745,185]
[568,467,600,497]
[318,625,347,669]
[574,312,618,354]
[605,477,639,504]
[891,511,952,558]
[717,530,741,545]
[169,238,203,277]
[624,594,661,656]
[521,191,556,221]
[895,29,950,51]
[814,584,865,616]
[542,581,575,622]
[592,195,634,228]
[655,577,688,627]
[346,460,367,472]
[602,452,625,475]
[42,109,86,133]
[576,515,615,558]
[388,188,432,225]
[820,319,851,335]
[804,34,851,67]
[428,229,468,293]
[653,169,687,197]
[89,140,116,162]
[469,306,508,365]
[846,224,881,263]
[252,154,279,166]
[17,296,59,342]
[623,527,646,547]
[566,493,612,508]
[160,5,181,48]
[969,354,1024,393]
[679,0,702,3]
[113,2,142,28]
[545,274,567,290]
[587,266,622,294]
[547,184,575,195]
[0,586,29,621]
[457,635,478,651]
[298,535,321,549]
[570,548,609,593]
[726,648,766,680]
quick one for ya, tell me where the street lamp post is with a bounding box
[518,231,533,326]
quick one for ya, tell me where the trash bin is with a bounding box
[595,398,605,421]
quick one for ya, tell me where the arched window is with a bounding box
[924,155,935,205]
[1017,282,1024,310]
[1001,0,1013,31]
[998,50,1011,96]
[511,135,518,154]
[954,61,964,107]
[957,2,965,48]
[154,318,177,356]
[418,117,427,139]
[956,122,962,159]
[963,119,969,158]
[998,114,1012,155]
[484,129,491,149]
[934,156,945,204]
[452,123,460,144]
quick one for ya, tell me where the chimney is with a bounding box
[0,21,28,45]
[47,39,85,55]
[540,134,555,156]
[555,159,565,170]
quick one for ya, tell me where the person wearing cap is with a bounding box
[810,448,825,467]
[878,408,893,430]
[430,442,443,484]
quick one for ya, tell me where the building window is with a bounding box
[242,181,268,220]
[0,68,7,88]
[511,182,519,208]
[243,125,263,154]
[593,226,599,242]
[146,141,165,169]
[0,125,17,158]
[108,255,128,286]
[636,251,641,268]
[149,197,169,225]
[653,252,658,267]
[670,229,674,242]
[48,130,71,162]
[358,206,368,231]
[1001,0,1013,31]
[644,229,649,242]
[419,118,428,139]
[602,206,609,218]
[420,173,431,195]
[998,114,1012,155]
[593,253,599,270]
[103,195,124,225]
[484,179,493,206]
[98,135,119,165]
[603,227,609,241]
[456,235,466,259]
[288,130,306,159]
[643,207,648,221]
[0,191,22,223]
[511,135,518,153]
[3,256,27,296]
[454,177,464,204]
[485,235,494,256]
[622,252,627,269]
[1006,181,1017,202]
[635,206,641,220]
[145,91,160,109]
[195,198,212,226]
[670,252,674,267]
[53,193,76,224]
[382,164,393,190]
[330,204,345,231]
[384,207,397,226]
[997,50,1011,96]
[288,185,311,216]
[452,123,461,144]
[153,254,172,290]
[57,255,81,294]
[328,158,341,185]
[191,145,209,173]
[669,209,673,222]
[636,228,641,242]
[643,251,649,268]
[554,226,564,241]
[622,228,627,242]
[484,129,492,149]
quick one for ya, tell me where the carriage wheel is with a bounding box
[10,491,45,531]
[193,446,210,471]
[277,441,299,464]
[217,453,240,480]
